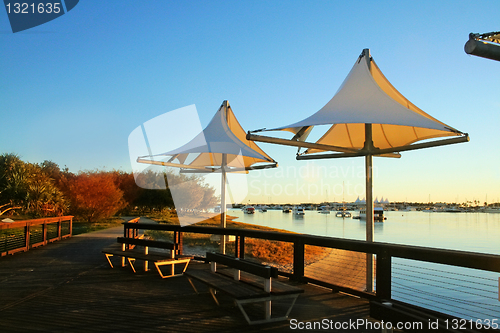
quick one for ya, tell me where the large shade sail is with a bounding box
[249,49,468,157]
[247,49,469,291]
[138,100,277,172]
[137,100,277,253]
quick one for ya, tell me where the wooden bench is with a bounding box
[184,252,303,325]
[102,237,191,279]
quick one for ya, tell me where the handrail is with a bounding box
[0,216,73,230]
[0,216,73,256]
[122,223,500,273]
[123,221,500,306]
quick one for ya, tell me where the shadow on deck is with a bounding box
[0,226,386,333]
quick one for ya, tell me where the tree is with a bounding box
[0,154,67,217]
[67,171,126,222]
[110,170,143,213]
[166,172,217,214]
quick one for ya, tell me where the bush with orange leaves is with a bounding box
[67,171,126,222]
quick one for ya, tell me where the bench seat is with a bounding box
[185,267,270,300]
[217,268,304,297]
[184,253,303,325]
[102,238,191,278]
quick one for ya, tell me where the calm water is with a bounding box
[229,208,500,320]
[229,209,500,255]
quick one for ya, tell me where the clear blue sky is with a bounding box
[1,1,499,204]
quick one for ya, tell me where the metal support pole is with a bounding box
[220,153,227,254]
[365,123,374,292]
[220,100,229,254]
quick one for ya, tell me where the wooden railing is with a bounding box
[0,216,73,256]
[122,222,500,302]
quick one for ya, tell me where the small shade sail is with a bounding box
[254,49,467,156]
[138,100,277,172]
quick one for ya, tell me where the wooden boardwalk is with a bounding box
[305,248,370,291]
[0,224,387,333]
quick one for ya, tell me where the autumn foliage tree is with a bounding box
[0,154,67,217]
[67,171,126,222]
[0,154,219,221]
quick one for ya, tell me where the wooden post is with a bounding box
[42,221,47,245]
[234,235,240,257]
[25,223,31,251]
[234,235,246,259]
[376,253,392,300]
[240,236,245,259]
[293,240,305,281]
[57,218,62,241]
[174,231,183,256]
[69,216,73,236]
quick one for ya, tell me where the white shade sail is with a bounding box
[246,49,469,292]
[253,49,467,156]
[138,100,277,172]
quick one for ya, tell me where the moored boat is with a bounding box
[318,206,330,214]
[357,207,386,221]
[293,206,305,216]
[243,206,255,214]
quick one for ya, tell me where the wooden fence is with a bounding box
[0,216,73,256]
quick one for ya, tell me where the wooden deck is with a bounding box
[0,225,387,332]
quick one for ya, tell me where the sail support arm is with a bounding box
[247,133,358,154]
[296,134,469,160]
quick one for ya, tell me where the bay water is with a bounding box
[229,208,500,322]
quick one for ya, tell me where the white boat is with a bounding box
[258,205,268,212]
[358,207,386,221]
[484,207,500,213]
[335,210,352,218]
[318,206,330,214]
[243,206,255,214]
[293,206,305,215]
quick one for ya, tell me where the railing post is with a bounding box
[25,222,31,251]
[69,216,73,236]
[239,236,245,259]
[174,230,183,256]
[43,221,47,245]
[376,252,392,300]
[57,218,62,241]
[234,235,245,259]
[293,239,305,281]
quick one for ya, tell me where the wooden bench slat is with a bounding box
[117,237,177,250]
[206,252,278,278]
[217,268,303,296]
[102,248,174,262]
[185,267,269,300]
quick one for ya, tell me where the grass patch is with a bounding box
[72,217,125,235]
[146,212,325,268]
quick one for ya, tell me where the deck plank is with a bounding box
[0,226,388,332]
